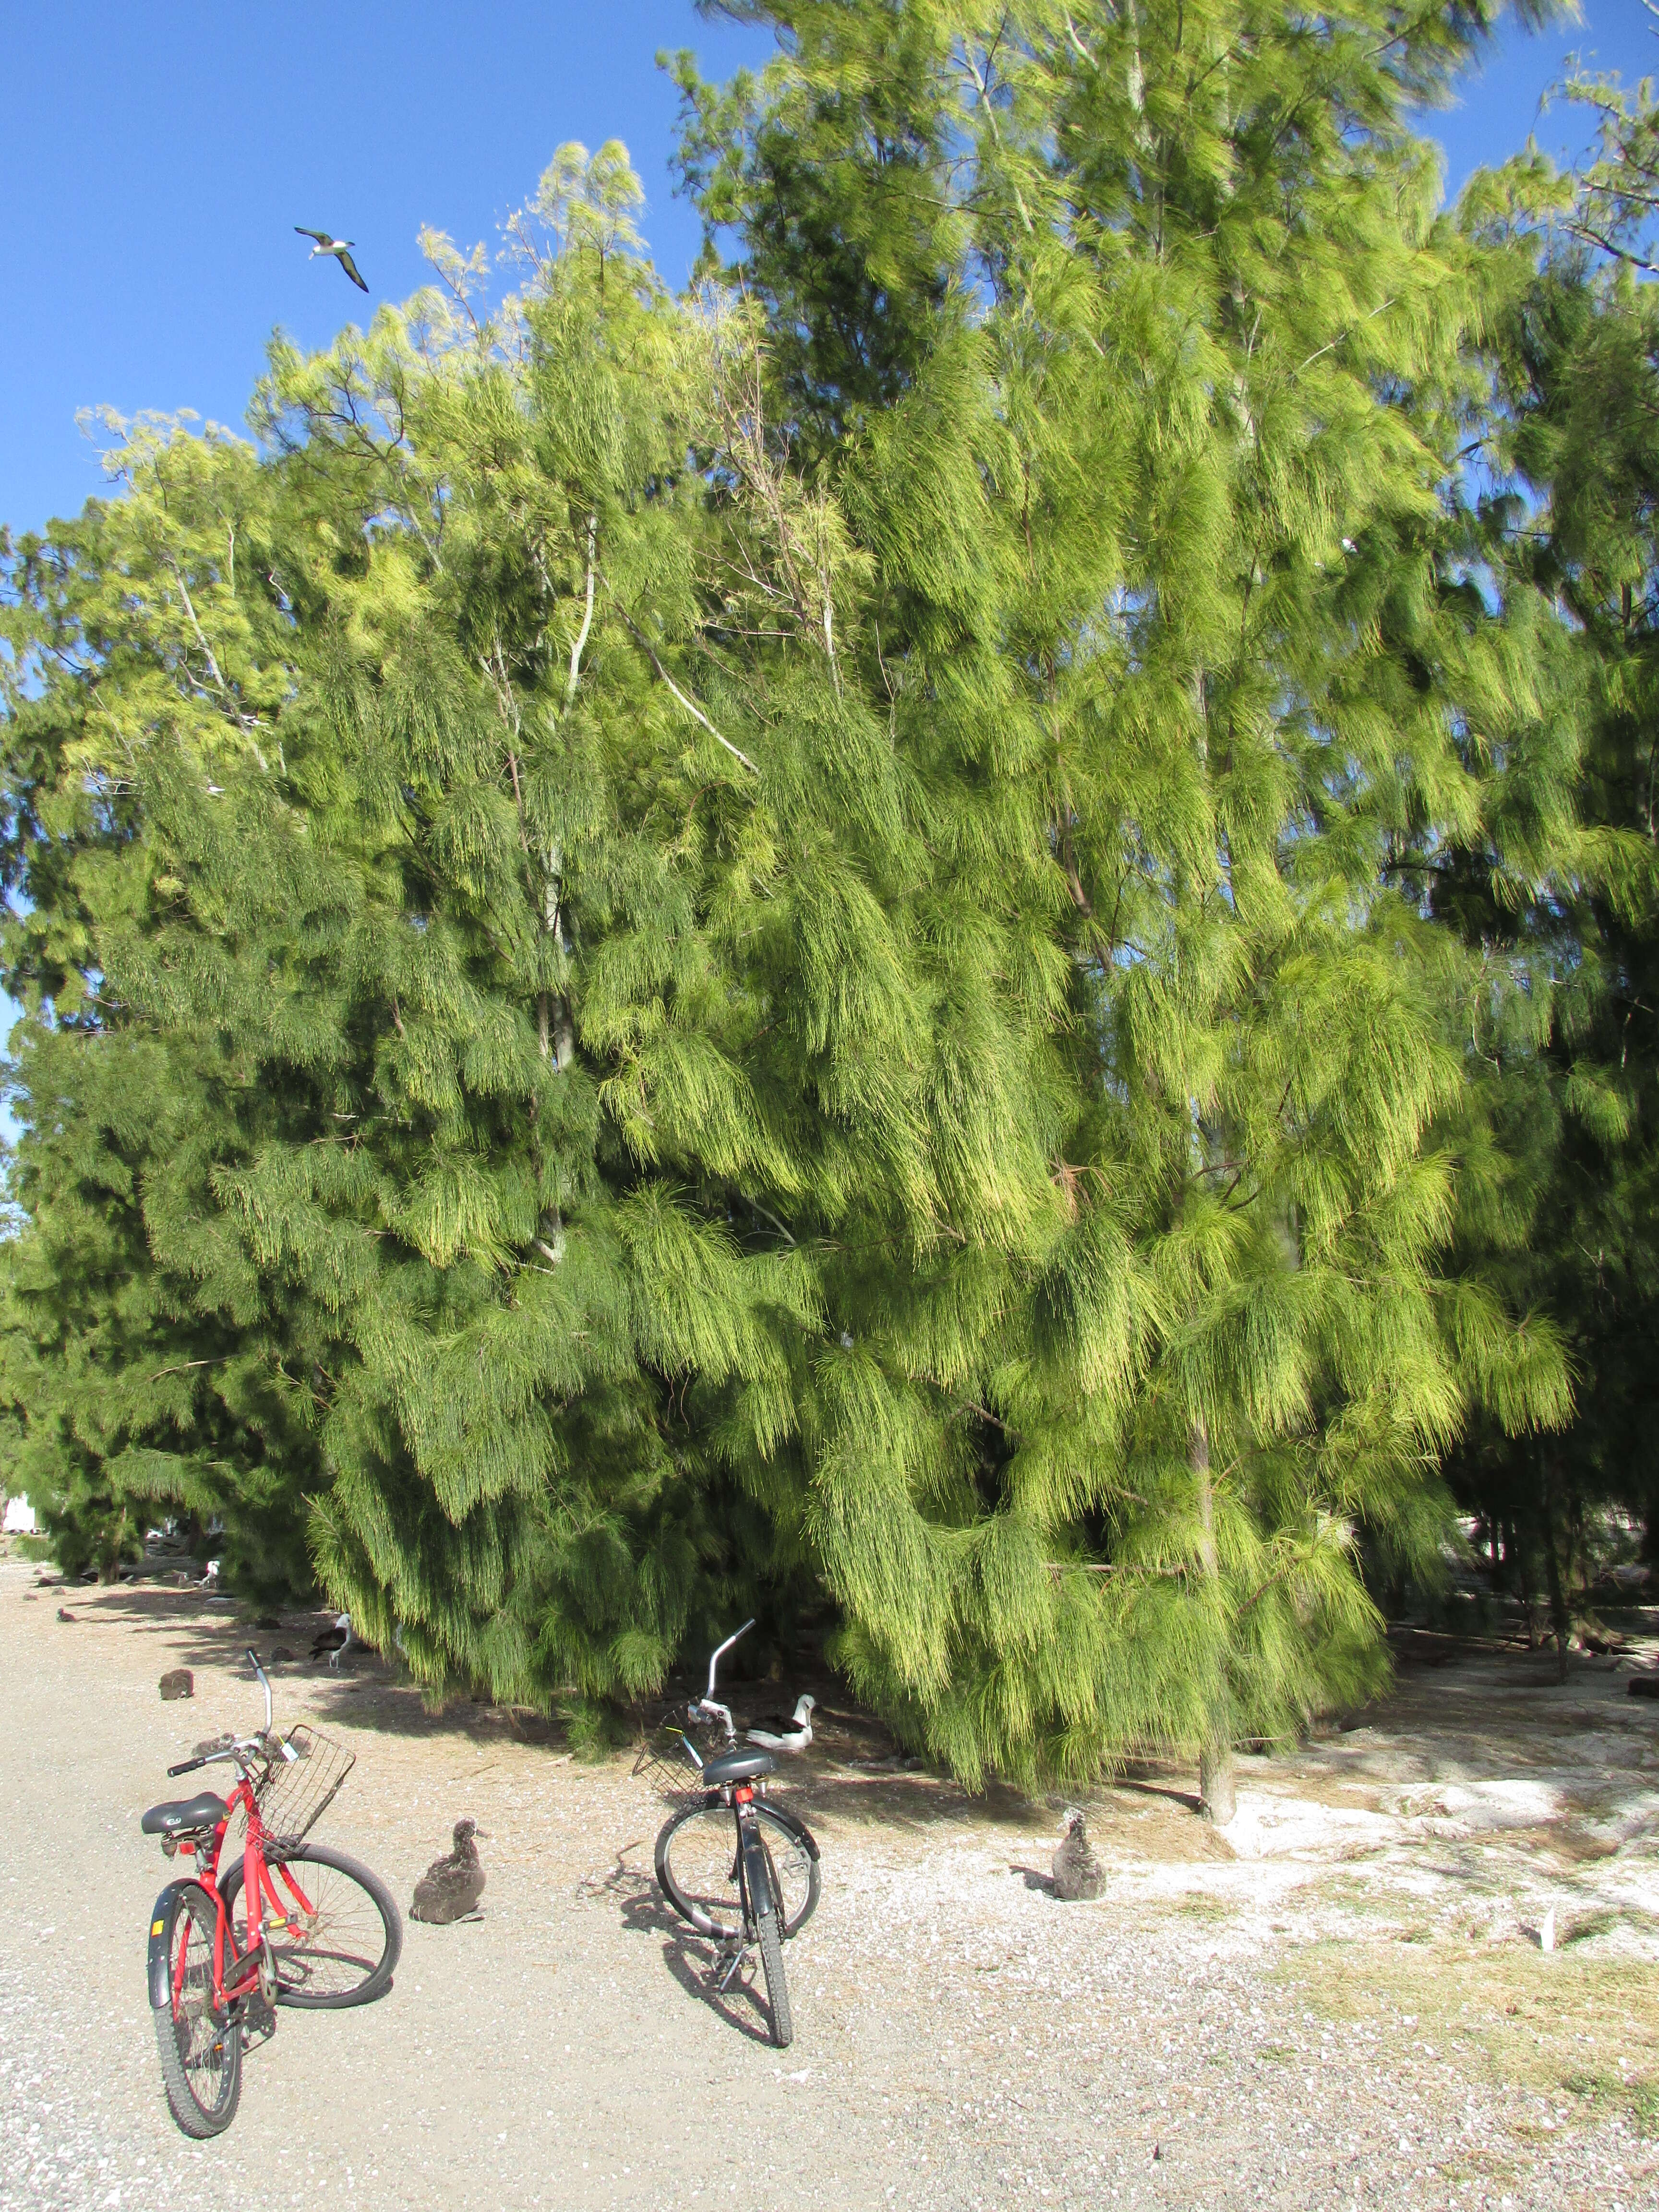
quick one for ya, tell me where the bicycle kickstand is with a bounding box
[713,1937,747,1995]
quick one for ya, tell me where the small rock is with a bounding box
[159,1668,194,1702]
[1627,1675,1659,1700]
[255,1614,281,1631]
[271,1645,297,1664]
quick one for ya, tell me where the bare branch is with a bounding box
[565,515,597,709]
[601,576,760,776]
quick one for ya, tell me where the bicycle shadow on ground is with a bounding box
[589,1849,778,2047]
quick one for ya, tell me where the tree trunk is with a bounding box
[1193,1422,1236,1824]
[1200,1743,1237,1826]
[1508,1518,1540,1648]
[1541,1464,1573,1683]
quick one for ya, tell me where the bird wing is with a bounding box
[294,227,330,245]
[337,248,370,292]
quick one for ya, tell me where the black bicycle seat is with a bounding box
[141,1791,228,1835]
[699,1747,777,1787]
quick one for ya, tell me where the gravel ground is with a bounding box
[2,1561,1658,2212]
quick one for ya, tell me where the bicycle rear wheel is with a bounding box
[151,1882,242,2139]
[656,1799,820,1939]
[221,1841,402,2008]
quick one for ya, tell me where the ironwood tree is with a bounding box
[0,4,1592,1799]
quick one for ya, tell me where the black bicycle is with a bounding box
[649,1622,821,2048]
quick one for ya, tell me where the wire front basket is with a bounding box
[633,1724,717,1805]
[255,1724,355,1847]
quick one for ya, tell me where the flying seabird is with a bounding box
[745,1693,817,1752]
[295,228,369,293]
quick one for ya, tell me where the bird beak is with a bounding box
[473,1827,491,1839]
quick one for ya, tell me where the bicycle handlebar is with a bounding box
[247,1647,272,1734]
[688,1620,755,1746]
[165,1733,275,1780]
[705,1618,754,1700]
[159,1649,291,1791]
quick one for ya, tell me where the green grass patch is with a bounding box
[1280,1935,1659,2129]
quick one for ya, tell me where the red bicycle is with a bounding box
[142,1647,402,2137]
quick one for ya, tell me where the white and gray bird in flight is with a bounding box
[295,228,369,292]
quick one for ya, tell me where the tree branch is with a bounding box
[600,577,760,775]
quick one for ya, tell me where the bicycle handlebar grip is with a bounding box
[167,1756,207,1777]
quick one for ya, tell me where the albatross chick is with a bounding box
[410,1818,489,1924]
[1052,1807,1106,1901]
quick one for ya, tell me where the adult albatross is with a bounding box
[295,228,369,292]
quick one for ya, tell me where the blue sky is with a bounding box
[2,1,1656,538]
[1,2,1657,1140]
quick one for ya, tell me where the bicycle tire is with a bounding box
[219,1841,402,2008]
[756,1899,793,2049]
[151,1882,242,2139]
[656,1799,821,1939]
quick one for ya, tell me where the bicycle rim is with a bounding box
[757,1808,819,1936]
[229,1845,399,2006]
[156,1887,240,2132]
[658,1802,745,1937]
[658,1800,818,1939]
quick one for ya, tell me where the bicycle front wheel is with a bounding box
[656,1799,820,1939]
[151,1882,242,2139]
[222,1842,402,2008]
[756,1899,794,2049]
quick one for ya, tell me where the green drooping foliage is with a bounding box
[6,0,1638,1796]
[1429,64,1659,1666]
[659,0,1585,1798]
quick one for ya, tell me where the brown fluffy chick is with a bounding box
[410,1818,489,1924]
[1052,1806,1106,1900]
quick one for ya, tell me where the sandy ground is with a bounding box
[3,1563,1659,2212]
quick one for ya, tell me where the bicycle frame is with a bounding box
[165,1780,320,2010]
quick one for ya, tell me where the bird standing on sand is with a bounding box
[311,1612,354,1671]
[1052,1806,1106,1900]
[410,1819,489,1924]
[745,1694,817,1752]
[295,228,369,292]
